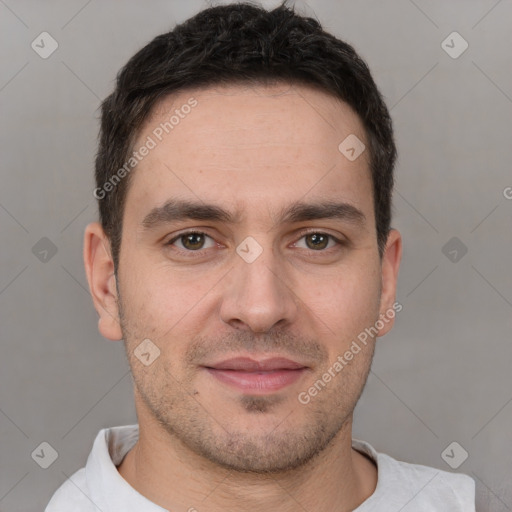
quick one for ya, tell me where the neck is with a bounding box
[117,416,377,512]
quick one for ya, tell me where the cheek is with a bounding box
[118,253,215,342]
[305,261,381,334]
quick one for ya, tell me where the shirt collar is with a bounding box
[86,424,167,511]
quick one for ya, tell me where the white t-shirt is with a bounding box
[45,424,475,511]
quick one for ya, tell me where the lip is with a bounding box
[203,356,308,393]
[206,356,306,371]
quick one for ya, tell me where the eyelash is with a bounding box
[165,229,345,257]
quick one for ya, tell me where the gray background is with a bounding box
[1,0,511,511]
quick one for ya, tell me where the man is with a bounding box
[46,2,475,510]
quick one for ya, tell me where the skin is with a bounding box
[84,82,401,512]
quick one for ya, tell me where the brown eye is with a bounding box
[293,231,344,253]
[168,231,215,251]
[181,233,205,250]
[304,233,330,250]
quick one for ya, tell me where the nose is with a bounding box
[219,242,299,333]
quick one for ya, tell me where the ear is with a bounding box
[377,228,402,337]
[83,222,123,341]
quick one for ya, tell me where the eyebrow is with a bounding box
[141,198,366,231]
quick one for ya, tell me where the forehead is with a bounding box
[145,81,366,156]
[125,82,373,225]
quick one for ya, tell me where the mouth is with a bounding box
[202,356,309,394]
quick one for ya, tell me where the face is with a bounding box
[86,82,401,473]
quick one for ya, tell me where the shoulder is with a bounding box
[45,424,140,511]
[353,439,475,511]
[45,467,96,512]
[384,454,475,510]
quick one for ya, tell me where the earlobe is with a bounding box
[377,229,402,337]
[83,222,123,341]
